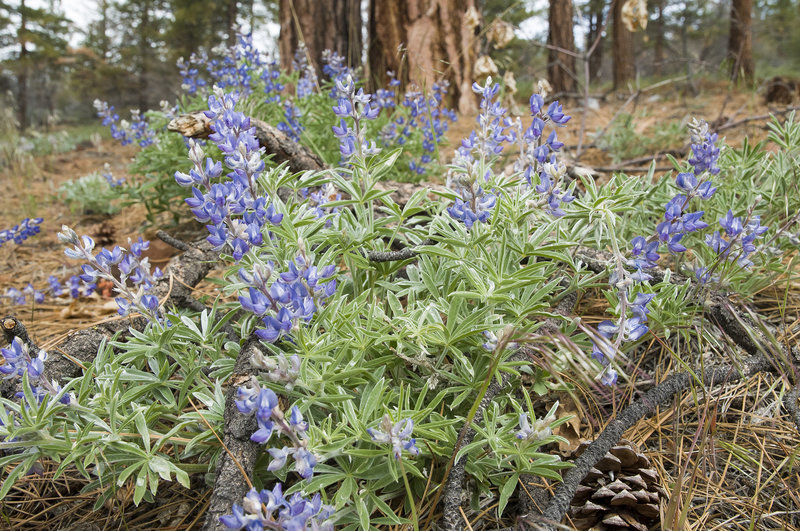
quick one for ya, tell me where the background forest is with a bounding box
[0,0,798,131]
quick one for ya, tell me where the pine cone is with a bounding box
[568,439,664,530]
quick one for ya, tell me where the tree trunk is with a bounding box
[586,0,604,82]
[547,0,575,95]
[227,0,238,48]
[612,0,634,89]
[653,0,664,77]
[367,0,480,114]
[18,0,28,131]
[728,0,754,84]
[99,0,109,59]
[278,0,362,77]
[138,0,150,111]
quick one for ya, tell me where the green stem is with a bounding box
[398,457,419,531]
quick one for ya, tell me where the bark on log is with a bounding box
[201,336,262,531]
[168,112,327,174]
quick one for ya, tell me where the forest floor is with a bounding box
[0,80,799,530]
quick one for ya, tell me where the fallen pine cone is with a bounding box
[568,439,666,530]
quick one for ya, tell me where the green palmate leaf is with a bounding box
[498,472,519,517]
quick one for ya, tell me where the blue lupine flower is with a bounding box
[219,486,334,531]
[47,276,63,297]
[706,210,768,268]
[368,414,420,460]
[58,227,164,322]
[180,88,283,262]
[0,217,43,248]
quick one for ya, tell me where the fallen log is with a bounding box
[168,111,326,174]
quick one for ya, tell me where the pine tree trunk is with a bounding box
[728,0,754,83]
[367,0,480,114]
[654,0,664,77]
[547,0,576,95]
[612,0,634,89]
[278,0,362,77]
[227,0,238,48]
[586,0,604,82]
[367,0,408,90]
[138,0,150,111]
[18,0,28,131]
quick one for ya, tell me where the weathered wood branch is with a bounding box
[201,335,262,531]
[168,112,327,174]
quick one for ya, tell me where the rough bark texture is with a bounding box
[612,0,634,89]
[653,0,665,77]
[201,337,261,531]
[278,0,362,77]
[17,0,28,132]
[586,0,604,82]
[728,0,754,84]
[168,111,326,174]
[547,0,576,95]
[367,0,480,114]
[367,0,409,91]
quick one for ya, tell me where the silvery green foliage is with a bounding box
[4,66,800,528]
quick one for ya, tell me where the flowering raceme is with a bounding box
[0,217,43,248]
[1,337,74,406]
[220,484,334,531]
[446,77,517,228]
[175,88,283,261]
[58,227,164,323]
[238,246,337,343]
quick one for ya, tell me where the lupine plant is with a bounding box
[4,35,800,531]
[0,217,43,248]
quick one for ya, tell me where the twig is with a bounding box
[529,354,774,530]
[157,230,194,252]
[715,105,800,134]
[168,112,327,174]
[363,240,434,263]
